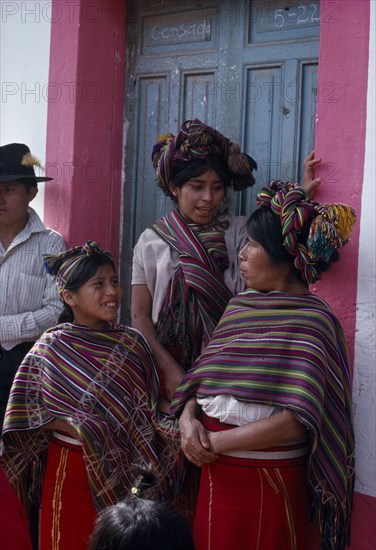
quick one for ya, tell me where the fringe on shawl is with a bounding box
[10,447,48,520]
[309,453,355,550]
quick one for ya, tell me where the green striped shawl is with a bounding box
[172,290,355,550]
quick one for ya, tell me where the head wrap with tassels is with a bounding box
[43,241,114,296]
[152,119,257,197]
[256,180,356,284]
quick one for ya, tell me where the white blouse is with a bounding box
[131,214,248,324]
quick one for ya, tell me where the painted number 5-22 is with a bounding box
[274,5,320,28]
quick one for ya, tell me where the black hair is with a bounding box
[246,207,339,280]
[170,155,231,190]
[88,499,195,550]
[58,253,116,323]
[88,466,195,550]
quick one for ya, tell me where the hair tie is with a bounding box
[256,181,318,283]
[43,241,113,295]
[43,251,69,276]
[82,240,103,257]
[129,464,159,499]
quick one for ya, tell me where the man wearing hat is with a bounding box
[0,143,65,432]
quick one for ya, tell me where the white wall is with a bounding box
[0,0,52,217]
[353,0,376,498]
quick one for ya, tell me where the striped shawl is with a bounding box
[153,208,233,370]
[172,291,355,550]
[0,323,179,511]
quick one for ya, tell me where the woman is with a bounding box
[172,181,356,550]
[0,241,179,550]
[132,119,320,407]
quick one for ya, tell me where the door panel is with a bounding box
[299,62,319,170]
[121,0,320,318]
[182,72,217,123]
[141,7,220,55]
[249,0,320,43]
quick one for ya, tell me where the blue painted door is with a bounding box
[121,0,320,313]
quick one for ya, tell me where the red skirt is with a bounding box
[194,454,311,550]
[40,435,97,550]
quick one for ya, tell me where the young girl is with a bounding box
[0,241,179,550]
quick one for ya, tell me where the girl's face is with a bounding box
[63,264,122,330]
[169,170,225,225]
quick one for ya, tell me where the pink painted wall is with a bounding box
[351,493,376,550]
[312,0,369,365]
[314,1,372,547]
[44,0,126,266]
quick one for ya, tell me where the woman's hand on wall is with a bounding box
[302,150,321,199]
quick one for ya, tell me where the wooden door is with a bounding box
[121,0,320,317]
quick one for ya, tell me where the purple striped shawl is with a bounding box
[0,323,179,511]
[172,290,355,550]
[152,208,233,370]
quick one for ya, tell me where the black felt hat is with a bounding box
[0,143,53,183]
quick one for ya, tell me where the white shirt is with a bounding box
[197,395,309,460]
[132,214,248,324]
[0,207,66,350]
[197,394,282,425]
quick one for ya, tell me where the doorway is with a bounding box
[121,0,320,317]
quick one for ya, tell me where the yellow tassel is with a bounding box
[156,134,172,146]
[21,152,43,169]
[328,204,356,243]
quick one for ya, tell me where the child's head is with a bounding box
[88,498,195,550]
[88,465,195,550]
[44,241,121,327]
[151,118,257,199]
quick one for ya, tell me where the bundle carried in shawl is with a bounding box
[172,290,355,550]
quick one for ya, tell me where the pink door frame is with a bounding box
[313,3,373,546]
[45,0,126,267]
